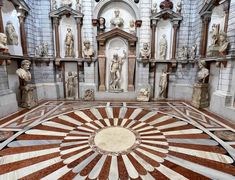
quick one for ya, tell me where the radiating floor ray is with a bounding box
[58,115,83,126]
[42,121,75,131]
[129,108,143,120]
[74,111,93,122]
[25,129,67,137]
[8,140,62,147]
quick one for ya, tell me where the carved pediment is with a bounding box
[49,6,83,18]
[151,9,183,21]
[97,28,138,46]
[10,0,30,12]
[200,0,226,17]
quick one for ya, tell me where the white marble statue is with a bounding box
[219,31,229,55]
[61,0,72,7]
[151,3,158,14]
[52,0,57,10]
[137,88,150,102]
[0,33,8,50]
[178,46,188,60]
[5,21,18,45]
[210,24,220,46]
[82,40,94,58]
[76,0,81,11]
[197,60,209,83]
[109,50,127,91]
[159,34,167,60]
[35,42,48,57]
[66,72,77,99]
[65,28,74,57]
[129,20,136,34]
[159,69,170,98]
[16,60,37,108]
[190,35,198,59]
[176,1,182,14]
[140,42,151,59]
[110,9,124,28]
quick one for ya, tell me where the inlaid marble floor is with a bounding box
[0,101,234,179]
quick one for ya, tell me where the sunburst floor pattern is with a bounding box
[0,106,234,180]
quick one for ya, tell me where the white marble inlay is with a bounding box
[94,127,136,152]
[59,115,83,126]
[74,111,93,122]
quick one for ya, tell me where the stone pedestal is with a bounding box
[191,83,209,108]
[136,60,150,90]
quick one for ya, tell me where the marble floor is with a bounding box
[0,101,234,179]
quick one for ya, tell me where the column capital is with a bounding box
[75,17,83,25]
[16,8,27,21]
[151,19,158,27]
[53,17,60,26]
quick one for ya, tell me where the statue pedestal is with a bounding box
[191,83,209,108]
[20,84,38,109]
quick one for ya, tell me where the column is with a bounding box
[98,44,106,91]
[17,9,28,56]
[0,0,3,33]
[128,45,136,91]
[76,18,82,58]
[171,22,179,60]
[151,20,157,59]
[53,18,60,58]
[223,3,230,33]
[200,16,211,58]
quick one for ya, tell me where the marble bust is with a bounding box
[61,0,72,7]
[197,60,209,83]
[140,43,151,59]
[0,33,8,50]
[176,1,182,14]
[129,20,136,34]
[98,17,106,33]
[159,34,167,60]
[110,9,124,28]
[151,3,158,14]
[219,31,229,55]
[82,40,94,58]
[16,60,32,82]
[5,21,18,45]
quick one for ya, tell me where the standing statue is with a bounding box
[109,50,127,91]
[5,21,18,45]
[219,31,229,55]
[197,60,209,83]
[190,35,198,59]
[52,0,57,10]
[0,33,8,50]
[178,46,188,60]
[110,9,124,28]
[76,0,81,11]
[129,20,136,34]
[66,72,77,99]
[65,28,74,57]
[35,42,48,57]
[151,3,158,14]
[16,60,37,109]
[98,17,106,33]
[140,42,151,59]
[176,1,182,14]
[159,69,170,98]
[61,0,72,7]
[159,34,167,60]
[82,40,94,59]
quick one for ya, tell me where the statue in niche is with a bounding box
[65,28,74,57]
[140,42,151,59]
[98,17,106,33]
[210,24,220,47]
[197,60,209,83]
[160,0,173,10]
[110,9,124,28]
[52,0,57,10]
[190,35,198,59]
[84,89,95,101]
[76,0,81,12]
[129,20,136,34]
[109,50,127,91]
[82,40,94,59]
[0,33,8,51]
[66,72,77,99]
[159,68,170,99]
[61,0,72,7]
[16,60,37,109]
[35,42,48,57]
[159,34,167,60]
[178,46,188,60]
[151,3,158,14]
[137,87,150,102]
[176,1,182,14]
[219,31,229,55]
[5,21,18,45]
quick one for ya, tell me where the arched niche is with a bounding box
[156,19,173,60]
[98,2,137,33]
[105,37,128,92]
[60,16,78,58]
[2,0,23,55]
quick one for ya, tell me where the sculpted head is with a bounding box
[198,60,206,69]
[99,17,105,25]
[143,43,149,50]
[0,33,7,46]
[21,60,31,71]
[219,31,227,43]
[113,53,118,60]
[83,40,91,49]
[114,9,120,17]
